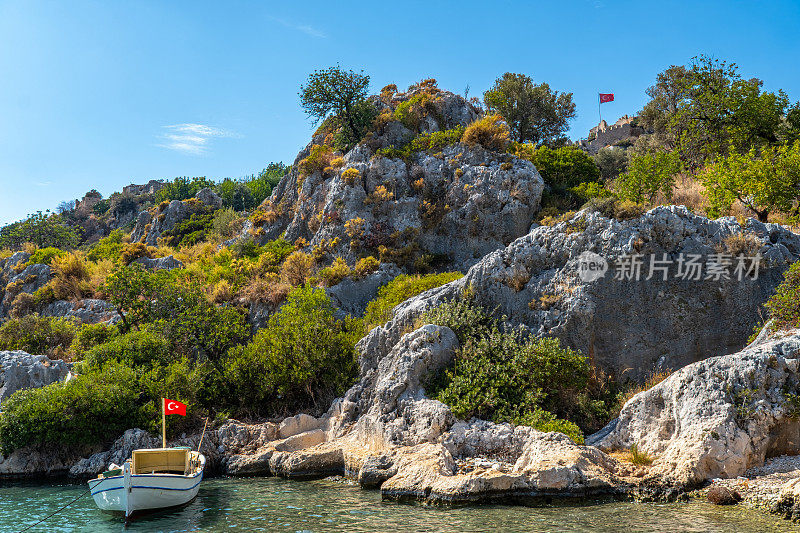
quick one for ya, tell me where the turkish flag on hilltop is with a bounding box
[599,93,614,103]
[164,398,187,416]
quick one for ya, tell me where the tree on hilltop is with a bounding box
[299,65,375,151]
[483,72,576,146]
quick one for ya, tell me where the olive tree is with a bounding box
[700,141,800,222]
[299,66,374,151]
[483,72,576,145]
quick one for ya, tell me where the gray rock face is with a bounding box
[357,206,800,379]
[131,200,192,245]
[131,255,184,271]
[41,298,119,324]
[255,90,544,272]
[195,187,222,209]
[592,330,800,486]
[69,429,160,477]
[326,263,401,317]
[0,262,52,317]
[0,350,71,405]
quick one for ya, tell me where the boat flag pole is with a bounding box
[161,397,166,448]
[197,417,209,452]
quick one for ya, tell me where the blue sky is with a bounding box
[1,0,799,225]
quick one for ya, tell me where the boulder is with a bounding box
[357,206,800,379]
[279,413,322,439]
[592,330,800,485]
[707,486,742,505]
[69,429,159,477]
[0,350,71,405]
[131,200,193,245]
[195,188,222,209]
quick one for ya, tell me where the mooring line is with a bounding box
[16,487,90,533]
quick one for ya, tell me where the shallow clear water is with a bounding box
[0,476,797,533]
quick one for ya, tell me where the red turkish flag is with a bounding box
[599,93,614,103]
[164,398,187,416]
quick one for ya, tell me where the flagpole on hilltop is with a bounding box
[598,93,601,124]
[161,397,166,448]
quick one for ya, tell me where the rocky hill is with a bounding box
[251,87,544,272]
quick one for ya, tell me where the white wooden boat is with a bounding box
[88,447,205,518]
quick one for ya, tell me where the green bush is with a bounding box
[0,315,79,358]
[422,298,608,443]
[765,260,800,329]
[363,272,463,329]
[162,212,214,247]
[0,362,143,453]
[103,264,248,363]
[518,144,600,190]
[376,127,464,161]
[80,329,172,372]
[25,247,66,266]
[155,177,216,204]
[70,322,119,358]
[222,285,361,415]
[615,150,680,204]
[87,230,126,263]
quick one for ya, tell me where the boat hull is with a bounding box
[89,473,203,515]
[88,452,205,517]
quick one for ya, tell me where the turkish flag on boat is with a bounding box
[164,398,187,416]
[599,93,614,103]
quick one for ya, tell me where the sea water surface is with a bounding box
[0,476,797,533]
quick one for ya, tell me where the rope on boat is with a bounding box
[15,487,90,533]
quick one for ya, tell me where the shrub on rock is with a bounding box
[461,114,510,152]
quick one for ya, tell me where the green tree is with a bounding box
[638,64,689,141]
[615,150,681,204]
[483,72,576,145]
[103,264,248,364]
[594,147,629,181]
[299,66,374,151]
[0,211,80,250]
[700,141,800,222]
[642,56,790,167]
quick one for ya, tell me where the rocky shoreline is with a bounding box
[4,323,800,523]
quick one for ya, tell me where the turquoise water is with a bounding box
[0,476,797,533]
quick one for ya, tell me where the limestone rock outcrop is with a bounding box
[41,298,119,324]
[0,350,72,405]
[592,330,800,486]
[357,206,800,379]
[254,90,544,272]
[131,254,184,271]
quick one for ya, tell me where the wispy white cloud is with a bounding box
[269,16,326,38]
[158,123,236,155]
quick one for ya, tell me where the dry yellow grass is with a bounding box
[616,369,673,415]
